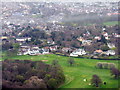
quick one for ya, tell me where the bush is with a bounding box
[52,60,59,66]
[108,63,115,69]
[91,74,102,87]
[47,78,57,88]
[16,75,25,82]
[68,58,75,66]
[103,63,108,69]
[96,62,103,69]
[110,68,120,79]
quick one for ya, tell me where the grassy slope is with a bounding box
[2,54,119,88]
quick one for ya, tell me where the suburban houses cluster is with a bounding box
[1,2,119,59]
[16,42,116,57]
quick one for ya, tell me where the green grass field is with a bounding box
[2,54,119,88]
[103,21,120,26]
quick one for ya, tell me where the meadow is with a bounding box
[2,54,119,88]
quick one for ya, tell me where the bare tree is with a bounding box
[91,75,102,87]
[68,57,75,66]
[110,68,120,79]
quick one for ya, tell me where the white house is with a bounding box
[102,28,106,31]
[42,48,49,54]
[102,32,109,40]
[17,45,41,55]
[107,43,115,49]
[115,34,120,38]
[94,36,101,40]
[47,40,55,45]
[105,50,115,56]
[16,37,31,42]
[0,36,8,40]
[70,49,86,57]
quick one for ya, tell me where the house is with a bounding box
[107,43,115,49]
[16,37,31,45]
[102,28,106,31]
[19,45,30,52]
[105,50,115,56]
[17,50,28,55]
[62,47,72,53]
[29,46,40,55]
[86,31,90,36]
[77,37,84,41]
[115,34,120,38]
[42,47,50,54]
[0,36,8,40]
[17,45,30,55]
[94,36,101,40]
[102,32,109,40]
[47,40,55,45]
[49,46,58,51]
[94,49,103,55]
[16,38,26,42]
[16,37,31,42]
[17,45,41,55]
[70,49,86,57]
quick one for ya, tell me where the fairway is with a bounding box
[2,54,119,88]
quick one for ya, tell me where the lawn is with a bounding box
[2,54,119,88]
[103,21,120,26]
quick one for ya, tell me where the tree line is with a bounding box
[2,59,65,89]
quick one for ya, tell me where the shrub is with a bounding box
[91,74,102,87]
[102,63,108,69]
[52,60,59,66]
[68,58,75,66]
[108,63,115,69]
[47,78,57,88]
[96,62,103,69]
[16,75,25,82]
[110,68,120,79]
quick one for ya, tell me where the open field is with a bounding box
[2,54,119,88]
[103,21,120,26]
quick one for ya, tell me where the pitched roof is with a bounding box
[95,50,103,53]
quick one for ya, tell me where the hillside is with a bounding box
[2,54,119,88]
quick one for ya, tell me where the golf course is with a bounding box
[2,54,119,88]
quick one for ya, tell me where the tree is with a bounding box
[6,49,17,57]
[2,42,13,51]
[2,60,65,89]
[12,43,20,50]
[91,75,102,87]
[25,76,47,88]
[110,68,120,79]
[68,58,75,66]
[52,60,59,66]
[100,45,109,51]
[101,35,107,44]
[96,62,103,69]
[16,75,25,83]
[47,78,57,88]
[17,64,30,75]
